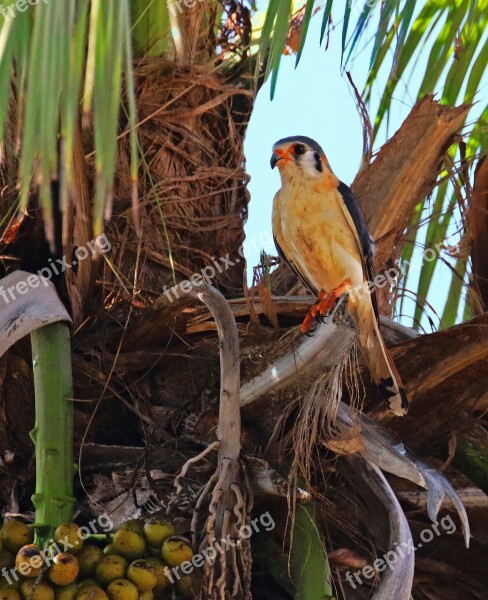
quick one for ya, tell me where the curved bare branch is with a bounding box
[163,282,249,599]
[341,457,415,600]
[335,404,470,547]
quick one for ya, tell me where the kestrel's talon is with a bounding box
[317,279,352,317]
[301,289,327,334]
[301,281,352,334]
[300,312,316,334]
[306,317,319,334]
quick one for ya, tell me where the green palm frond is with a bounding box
[131,0,171,57]
[0,0,139,244]
[259,0,488,142]
[255,0,293,98]
[441,255,469,328]
[364,0,488,138]
[296,0,315,66]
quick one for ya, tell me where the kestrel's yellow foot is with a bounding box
[316,278,352,317]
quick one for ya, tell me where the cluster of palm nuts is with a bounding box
[0,518,198,600]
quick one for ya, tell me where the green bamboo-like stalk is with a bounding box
[30,323,75,545]
[291,504,335,600]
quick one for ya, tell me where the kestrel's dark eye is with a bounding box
[293,143,306,155]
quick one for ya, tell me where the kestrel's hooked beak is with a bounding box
[270,148,290,169]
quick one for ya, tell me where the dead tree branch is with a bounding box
[161,282,250,600]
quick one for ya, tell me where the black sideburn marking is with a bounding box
[314,152,323,172]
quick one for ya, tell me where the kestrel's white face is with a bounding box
[271,137,328,182]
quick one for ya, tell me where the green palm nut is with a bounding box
[111,530,145,562]
[77,545,104,578]
[95,555,128,587]
[143,519,174,549]
[126,560,157,593]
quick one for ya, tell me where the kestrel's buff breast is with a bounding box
[275,183,365,295]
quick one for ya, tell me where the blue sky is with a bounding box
[243,3,488,330]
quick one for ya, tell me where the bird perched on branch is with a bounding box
[270,135,408,416]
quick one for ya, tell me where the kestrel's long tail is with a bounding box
[350,298,409,416]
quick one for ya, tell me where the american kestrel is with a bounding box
[271,135,408,416]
